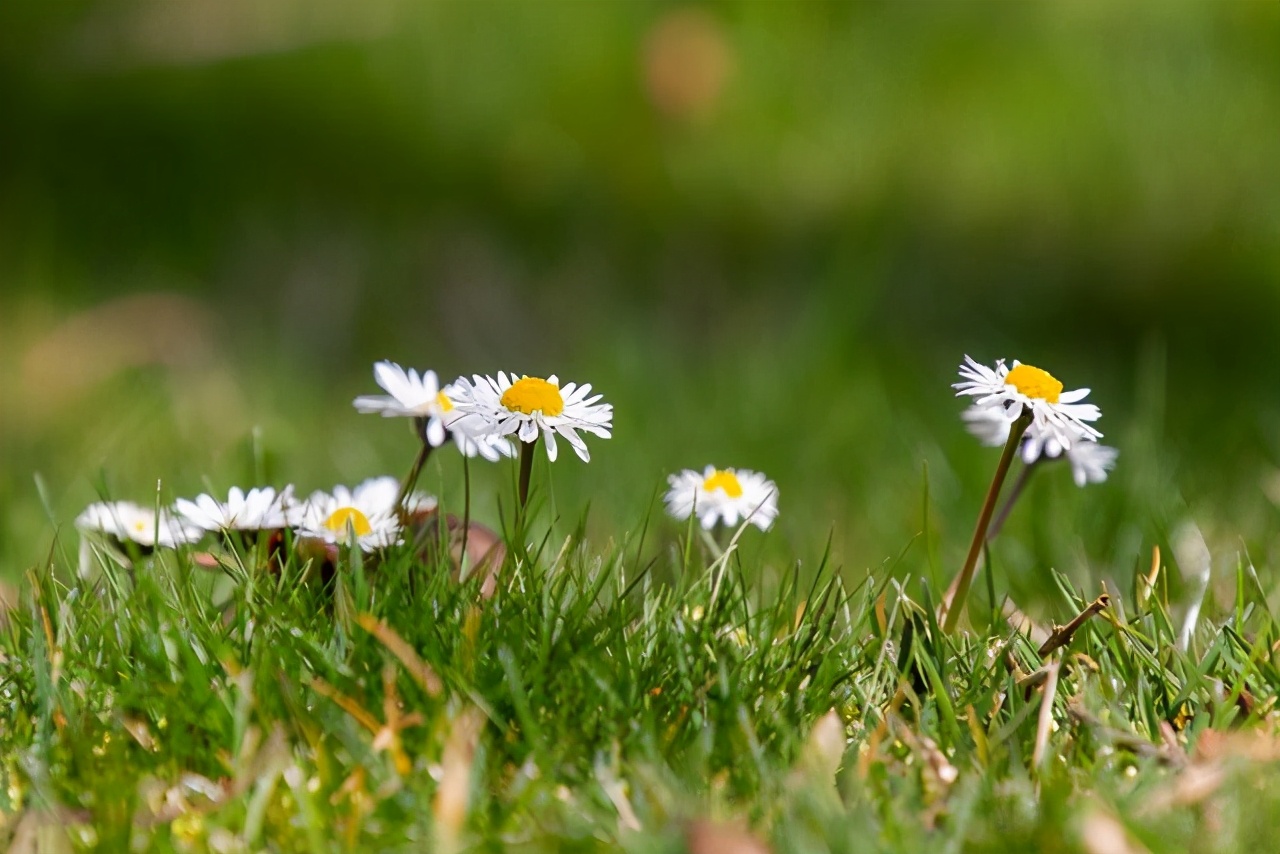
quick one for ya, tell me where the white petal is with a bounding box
[1058,388,1091,403]
[426,417,446,447]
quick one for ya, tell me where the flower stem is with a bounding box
[459,454,472,578]
[941,411,1033,634]
[396,421,434,521]
[986,459,1038,543]
[517,438,537,511]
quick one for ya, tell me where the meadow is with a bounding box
[4,343,1280,852]
[4,3,1280,851]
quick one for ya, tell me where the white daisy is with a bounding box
[353,361,454,447]
[954,356,1102,451]
[295,476,435,552]
[963,404,1117,486]
[441,379,517,462]
[664,466,779,531]
[76,500,201,548]
[175,485,297,533]
[448,372,613,462]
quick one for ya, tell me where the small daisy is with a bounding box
[963,404,1117,485]
[295,476,435,552]
[954,356,1102,451]
[76,500,201,548]
[175,486,298,533]
[449,372,612,462]
[353,361,454,447]
[664,466,779,531]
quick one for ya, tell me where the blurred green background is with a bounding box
[3,1,1279,609]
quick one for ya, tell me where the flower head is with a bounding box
[664,466,779,531]
[954,356,1102,451]
[176,486,297,533]
[963,404,1117,486]
[354,361,455,447]
[76,500,201,548]
[449,372,612,462]
[294,476,435,552]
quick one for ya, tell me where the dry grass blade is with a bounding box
[1032,660,1061,770]
[357,613,443,697]
[310,677,382,734]
[795,709,846,784]
[1137,545,1161,611]
[858,685,907,779]
[1081,807,1151,854]
[434,707,486,853]
[686,819,772,854]
[1038,593,1110,658]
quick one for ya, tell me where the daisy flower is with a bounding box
[449,372,612,462]
[76,500,201,549]
[954,356,1102,451]
[353,361,455,447]
[175,485,298,533]
[664,466,779,531]
[963,404,1117,486]
[295,476,435,552]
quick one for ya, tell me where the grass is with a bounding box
[5,442,1280,852]
[1,335,1279,852]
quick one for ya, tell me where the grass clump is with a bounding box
[4,356,1280,853]
[4,515,1280,852]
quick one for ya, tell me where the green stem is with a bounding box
[941,411,1032,634]
[517,437,537,512]
[986,459,1038,543]
[459,454,471,578]
[396,421,434,521]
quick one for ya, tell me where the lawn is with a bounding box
[4,2,1280,850]
[4,346,1280,853]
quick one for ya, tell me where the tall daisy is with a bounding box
[943,355,1103,635]
[954,356,1101,451]
[665,466,779,531]
[449,371,612,512]
[449,372,612,463]
[176,485,298,533]
[76,500,201,549]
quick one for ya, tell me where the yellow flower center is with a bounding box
[133,520,149,533]
[702,469,744,498]
[324,507,373,537]
[435,391,454,413]
[500,376,565,417]
[1005,363,1062,404]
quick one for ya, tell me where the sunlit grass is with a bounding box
[5,364,1280,853]
[3,335,1280,850]
[5,490,1280,850]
